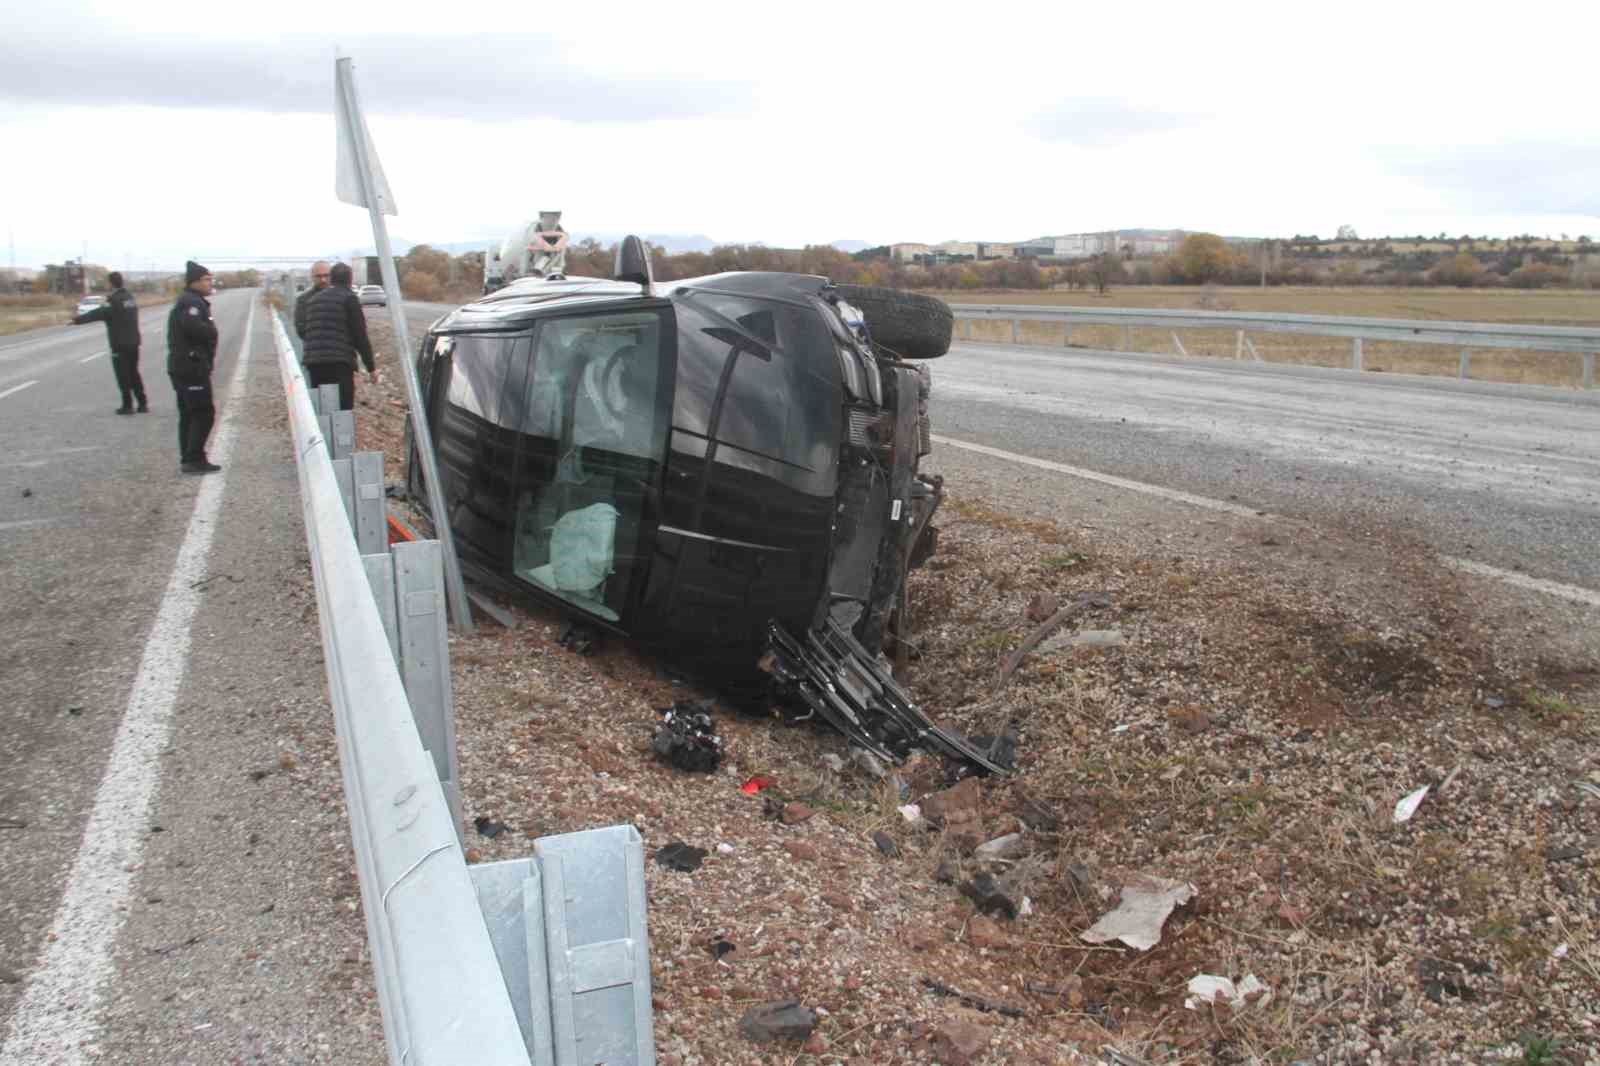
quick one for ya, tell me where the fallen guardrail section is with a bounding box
[952,303,1600,388]
[271,302,656,1065]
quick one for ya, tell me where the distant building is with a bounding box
[890,243,931,263]
[977,242,1014,260]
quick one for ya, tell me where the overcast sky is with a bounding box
[2,0,1596,271]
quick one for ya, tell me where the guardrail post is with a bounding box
[331,456,355,529]
[1351,337,1363,371]
[362,553,401,666]
[1458,350,1471,380]
[331,409,355,461]
[1171,332,1189,357]
[1062,323,1072,348]
[1585,353,1595,389]
[352,451,387,556]
[1245,335,1262,362]
[1010,319,1019,344]
[1235,330,1244,360]
[1122,324,1131,351]
[317,383,339,419]
[393,538,461,835]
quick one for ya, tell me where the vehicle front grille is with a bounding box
[848,408,876,448]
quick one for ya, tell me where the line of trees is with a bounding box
[392,232,1600,299]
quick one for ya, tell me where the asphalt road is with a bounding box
[0,292,379,1064]
[930,340,1600,593]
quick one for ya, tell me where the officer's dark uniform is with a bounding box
[166,262,220,472]
[301,281,375,410]
[73,284,147,413]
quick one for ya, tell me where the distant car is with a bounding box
[75,294,105,317]
[358,285,386,307]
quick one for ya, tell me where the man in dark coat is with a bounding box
[72,271,147,414]
[301,261,378,411]
[293,260,330,340]
[166,260,220,474]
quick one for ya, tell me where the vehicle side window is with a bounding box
[445,335,516,423]
[510,310,668,623]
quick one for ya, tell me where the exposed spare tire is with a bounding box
[835,285,953,360]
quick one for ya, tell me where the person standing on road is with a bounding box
[293,259,330,340]
[167,260,220,474]
[72,271,148,414]
[301,261,378,411]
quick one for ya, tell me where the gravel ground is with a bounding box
[356,309,1600,1065]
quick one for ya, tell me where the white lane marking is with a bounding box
[933,433,1267,519]
[0,380,39,401]
[933,433,1600,608]
[1442,557,1600,608]
[0,300,257,1066]
[78,351,107,363]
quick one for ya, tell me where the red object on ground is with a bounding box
[740,776,774,795]
[386,513,417,545]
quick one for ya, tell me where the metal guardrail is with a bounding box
[952,303,1600,387]
[271,309,531,1065]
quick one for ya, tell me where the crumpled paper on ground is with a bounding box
[1184,973,1273,1010]
[1080,875,1195,950]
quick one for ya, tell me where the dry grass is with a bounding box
[0,295,75,337]
[939,286,1600,388]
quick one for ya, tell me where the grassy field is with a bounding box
[937,286,1600,388]
[0,295,77,337]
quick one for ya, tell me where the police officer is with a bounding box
[167,260,220,474]
[72,270,147,414]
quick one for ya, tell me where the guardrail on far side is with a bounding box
[951,303,1600,388]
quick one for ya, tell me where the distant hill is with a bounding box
[830,240,871,253]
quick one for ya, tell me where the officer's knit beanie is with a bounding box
[185,260,211,284]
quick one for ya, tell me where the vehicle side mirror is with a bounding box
[613,235,654,296]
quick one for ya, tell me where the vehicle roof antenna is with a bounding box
[614,235,655,297]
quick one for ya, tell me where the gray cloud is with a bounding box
[1,32,752,122]
[1377,142,1600,217]
[1026,98,1198,147]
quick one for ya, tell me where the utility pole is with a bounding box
[82,240,89,293]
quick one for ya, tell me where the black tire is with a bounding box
[835,285,953,360]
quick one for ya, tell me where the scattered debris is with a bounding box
[465,589,518,630]
[651,702,722,773]
[922,977,1026,1018]
[935,858,959,885]
[971,730,1017,772]
[1393,785,1430,824]
[849,748,889,779]
[66,705,83,717]
[920,778,983,825]
[1574,781,1600,802]
[740,775,774,795]
[1019,896,1033,917]
[473,816,507,840]
[1037,628,1126,655]
[872,830,899,857]
[960,872,1019,920]
[998,591,1113,687]
[653,842,707,873]
[20,488,33,498]
[973,833,1026,862]
[899,803,924,826]
[929,1015,993,1066]
[556,621,598,656]
[0,819,26,831]
[820,753,847,773]
[781,802,816,826]
[708,938,737,961]
[1081,875,1195,950]
[1184,973,1273,1010]
[716,842,735,855]
[737,1000,818,1043]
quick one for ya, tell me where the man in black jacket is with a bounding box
[293,260,330,341]
[72,271,147,414]
[301,262,378,410]
[166,260,220,474]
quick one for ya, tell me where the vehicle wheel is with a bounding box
[834,285,953,360]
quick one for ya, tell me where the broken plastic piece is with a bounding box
[1393,785,1430,824]
[652,703,722,773]
[960,872,1019,920]
[653,842,707,873]
[740,775,774,795]
[473,815,508,840]
[1081,875,1195,951]
[1184,973,1272,1010]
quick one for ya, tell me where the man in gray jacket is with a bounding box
[301,262,378,410]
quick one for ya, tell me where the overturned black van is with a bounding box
[408,248,1003,771]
